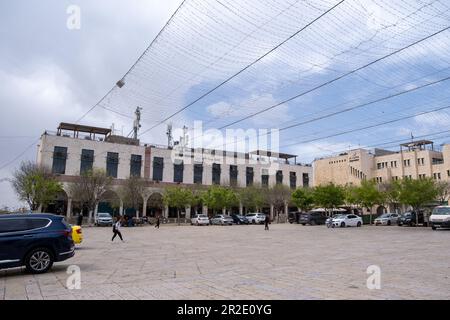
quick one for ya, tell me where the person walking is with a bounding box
[155,215,160,229]
[112,216,124,242]
[265,214,270,231]
[77,212,83,226]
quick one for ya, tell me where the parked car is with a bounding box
[298,211,328,226]
[71,225,83,244]
[191,214,210,226]
[430,206,450,230]
[210,215,234,225]
[288,211,301,224]
[94,212,113,226]
[397,211,424,226]
[231,214,249,225]
[330,214,363,228]
[0,214,75,274]
[245,213,266,224]
[374,213,400,226]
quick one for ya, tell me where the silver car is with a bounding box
[191,214,210,226]
[374,213,400,226]
[94,212,113,226]
[210,215,234,225]
[245,213,266,224]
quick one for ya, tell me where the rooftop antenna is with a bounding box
[166,123,173,148]
[133,107,142,139]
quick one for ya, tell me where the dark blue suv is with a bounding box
[0,214,75,274]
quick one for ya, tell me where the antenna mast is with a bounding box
[133,107,142,139]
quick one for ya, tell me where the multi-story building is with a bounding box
[314,140,450,186]
[37,123,313,220]
[313,140,450,213]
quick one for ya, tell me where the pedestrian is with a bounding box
[265,214,270,231]
[112,216,124,242]
[77,212,83,226]
[155,215,160,229]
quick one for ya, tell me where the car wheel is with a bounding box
[387,220,391,226]
[432,226,437,230]
[25,248,54,274]
[340,222,346,228]
[252,220,256,224]
[357,221,362,227]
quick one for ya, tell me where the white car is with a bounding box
[191,214,210,226]
[210,215,234,225]
[245,213,266,224]
[331,214,362,228]
[430,206,450,230]
[374,213,400,226]
[94,212,113,226]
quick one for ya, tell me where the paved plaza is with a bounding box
[1,224,449,300]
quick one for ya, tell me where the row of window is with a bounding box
[152,157,309,188]
[52,147,142,178]
[377,158,445,170]
[350,166,367,180]
[329,159,347,165]
[51,148,310,187]
[375,173,446,183]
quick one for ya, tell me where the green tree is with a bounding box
[398,178,438,226]
[378,181,401,212]
[343,184,358,207]
[435,181,450,205]
[354,180,385,224]
[238,185,266,213]
[12,161,63,212]
[69,169,112,224]
[118,176,147,218]
[202,186,238,215]
[291,188,314,212]
[267,184,292,222]
[312,183,345,215]
[163,187,193,225]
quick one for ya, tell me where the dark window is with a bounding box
[52,146,67,174]
[106,152,119,178]
[194,164,203,184]
[212,164,221,185]
[153,157,164,181]
[290,172,297,189]
[29,218,51,229]
[303,173,309,188]
[276,171,283,185]
[0,219,30,233]
[130,154,142,177]
[262,174,269,187]
[246,167,254,187]
[80,149,94,175]
[230,165,238,187]
[174,161,184,183]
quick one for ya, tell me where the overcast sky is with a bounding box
[1,0,450,209]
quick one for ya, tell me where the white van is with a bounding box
[429,206,450,230]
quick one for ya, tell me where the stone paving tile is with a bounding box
[1,224,449,300]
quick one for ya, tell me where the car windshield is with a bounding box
[404,212,412,217]
[246,214,256,216]
[379,214,389,218]
[432,207,450,215]
[198,215,207,218]
[333,215,346,219]
[98,213,111,217]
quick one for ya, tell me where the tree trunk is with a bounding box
[415,206,419,227]
[88,209,93,225]
[177,209,180,226]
